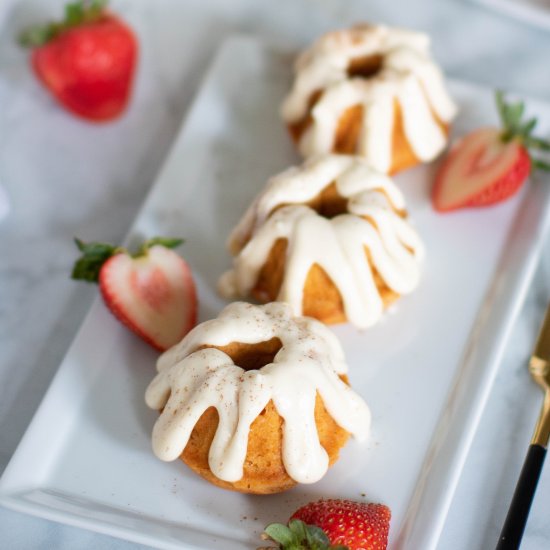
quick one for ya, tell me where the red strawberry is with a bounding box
[433,91,550,212]
[19,0,137,121]
[72,237,197,351]
[262,499,391,550]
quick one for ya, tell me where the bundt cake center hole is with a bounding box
[347,54,384,79]
[309,181,349,219]
[207,337,283,371]
[316,198,348,219]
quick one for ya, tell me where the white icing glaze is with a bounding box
[218,155,424,329]
[145,301,370,484]
[281,24,457,172]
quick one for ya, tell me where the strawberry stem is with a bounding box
[19,0,108,48]
[495,90,550,171]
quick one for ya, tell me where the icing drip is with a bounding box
[281,24,457,172]
[145,302,370,484]
[218,155,424,329]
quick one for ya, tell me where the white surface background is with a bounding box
[0,0,549,548]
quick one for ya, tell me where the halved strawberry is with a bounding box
[72,237,197,351]
[19,1,137,121]
[262,498,391,550]
[433,91,550,212]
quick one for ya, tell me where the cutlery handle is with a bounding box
[496,444,546,550]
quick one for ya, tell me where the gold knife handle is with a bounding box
[531,391,550,447]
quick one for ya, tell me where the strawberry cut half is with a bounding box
[432,91,550,213]
[99,246,197,351]
[433,127,531,212]
[72,237,197,352]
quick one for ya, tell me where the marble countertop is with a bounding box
[1,0,550,548]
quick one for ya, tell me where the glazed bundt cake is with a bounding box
[218,155,424,329]
[281,24,457,174]
[145,301,370,494]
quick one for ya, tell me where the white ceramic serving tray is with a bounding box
[472,0,550,31]
[2,35,550,550]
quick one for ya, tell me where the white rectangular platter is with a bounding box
[2,35,550,550]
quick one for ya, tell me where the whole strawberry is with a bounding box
[19,0,137,121]
[433,91,550,212]
[72,237,197,351]
[262,499,391,550]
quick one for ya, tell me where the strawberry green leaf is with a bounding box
[263,520,349,550]
[90,0,108,14]
[264,523,298,547]
[496,91,527,140]
[71,238,118,283]
[18,0,108,48]
[521,117,537,136]
[304,524,333,546]
[288,519,309,542]
[65,2,85,25]
[18,25,58,47]
[508,101,524,130]
[526,136,550,151]
[533,159,550,171]
[494,91,550,173]
[144,237,184,250]
[495,90,506,124]
[135,236,184,257]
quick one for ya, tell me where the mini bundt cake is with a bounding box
[218,155,424,329]
[145,301,370,494]
[281,24,457,174]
